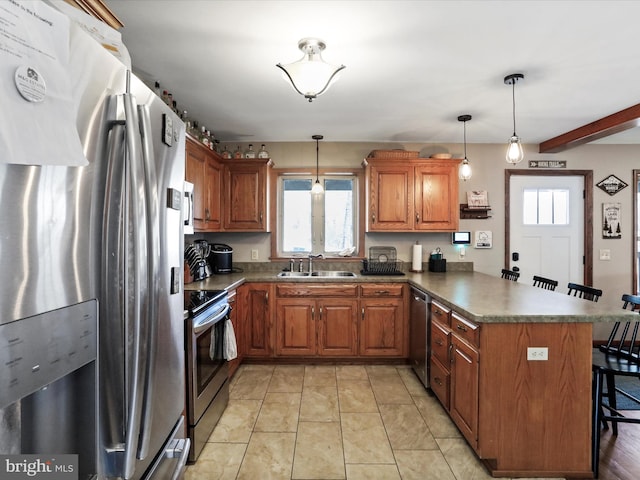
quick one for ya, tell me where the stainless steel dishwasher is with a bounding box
[409,286,430,387]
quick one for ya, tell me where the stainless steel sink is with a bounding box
[276,271,310,277]
[276,270,356,278]
[311,271,356,277]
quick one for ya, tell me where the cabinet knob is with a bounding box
[456,323,468,332]
[434,377,443,386]
[435,338,443,346]
[416,212,420,223]
[371,212,376,223]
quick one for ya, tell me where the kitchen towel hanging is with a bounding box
[223,318,237,360]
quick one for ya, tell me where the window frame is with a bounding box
[270,167,365,260]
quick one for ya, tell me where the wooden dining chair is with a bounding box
[500,269,519,281]
[532,275,558,291]
[591,294,640,477]
[567,282,602,302]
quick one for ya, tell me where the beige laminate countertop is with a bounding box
[185,270,634,324]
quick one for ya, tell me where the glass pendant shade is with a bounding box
[311,180,324,194]
[277,38,345,102]
[506,134,524,164]
[459,158,472,180]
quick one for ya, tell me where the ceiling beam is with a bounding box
[538,103,640,153]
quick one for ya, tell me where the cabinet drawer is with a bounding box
[360,284,404,297]
[451,312,479,347]
[276,283,358,297]
[431,320,451,367]
[431,300,450,327]
[430,357,450,410]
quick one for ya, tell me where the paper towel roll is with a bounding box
[412,244,423,271]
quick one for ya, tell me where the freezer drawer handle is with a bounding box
[167,438,191,480]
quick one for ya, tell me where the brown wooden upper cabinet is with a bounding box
[222,158,272,231]
[185,136,222,231]
[363,157,460,232]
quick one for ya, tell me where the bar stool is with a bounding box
[501,269,519,281]
[532,275,558,291]
[591,294,640,477]
[567,282,602,302]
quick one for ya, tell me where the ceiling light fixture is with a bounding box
[276,38,346,102]
[311,134,324,194]
[504,73,525,164]
[458,114,472,181]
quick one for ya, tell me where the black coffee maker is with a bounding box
[209,243,233,274]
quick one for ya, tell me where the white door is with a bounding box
[509,175,584,290]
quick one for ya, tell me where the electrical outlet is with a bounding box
[527,347,548,361]
[599,249,611,261]
[459,246,466,259]
[251,249,259,260]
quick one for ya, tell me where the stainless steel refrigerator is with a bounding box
[0,6,189,480]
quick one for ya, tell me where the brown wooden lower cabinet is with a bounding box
[239,283,273,358]
[429,300,593,477]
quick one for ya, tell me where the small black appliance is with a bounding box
[209,243,233,274]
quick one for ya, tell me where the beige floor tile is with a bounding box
[231,368,273,400]
[254,392,301,432]
[369,375,414,405]
[379,403,438,450]
[413,394,462,438]
[237,432,296,480]
[365,365,403,378]
[304,365,337,387]
[394,450,456,480]
[208,399,262,443]
[336,365,369,381]
[300,385,340,422]
[184,442,246,480]
[341,412,395,464]
[397,367,429,397]
[338,380,379,413]
[436,437,494,480]
[269,365,305,393]
[345,464,401,479]
[292,421,345,479]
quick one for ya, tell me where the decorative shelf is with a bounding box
[460,204,492,219]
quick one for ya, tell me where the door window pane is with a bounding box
[523,188,569,225]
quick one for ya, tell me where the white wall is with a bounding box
[201,141,639,337]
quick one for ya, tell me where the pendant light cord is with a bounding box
[315,138,319,181]
[463,120,467,159]
[512,81,517,136]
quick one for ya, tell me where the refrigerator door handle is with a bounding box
[135,102,161,461]
[121,89,151,480]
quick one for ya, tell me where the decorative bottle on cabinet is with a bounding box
[243,144,256,158]
[221,146,232,159]
[233,146,243,159]
[258,144,270,159]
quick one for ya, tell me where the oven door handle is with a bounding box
[193,303,230,335]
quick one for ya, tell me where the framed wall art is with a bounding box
[602,202,621,239]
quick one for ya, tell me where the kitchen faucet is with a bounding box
[308,254,323,274]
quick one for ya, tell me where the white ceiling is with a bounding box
[107,0,640,146]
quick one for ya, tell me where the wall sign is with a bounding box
[603,202,621,239]
[597,175,628,196]
[529,160,566,168]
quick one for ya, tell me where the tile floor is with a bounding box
[185,364,565,480]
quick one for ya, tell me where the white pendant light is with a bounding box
[504,73,525,164]
[458,114,472,181]
[276,38,346,102]
[311,134,324,194]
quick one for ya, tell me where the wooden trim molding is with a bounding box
[538,103,640,153]
[504,169,593,287]
[63,0,124,29]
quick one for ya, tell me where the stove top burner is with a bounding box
[184,289,227,316]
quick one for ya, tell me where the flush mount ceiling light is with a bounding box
[311,134,324,194]
[504,73,525,164]
[276,38,346,102]
[458,114,472,181]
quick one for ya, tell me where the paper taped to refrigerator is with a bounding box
[0,0,86,166]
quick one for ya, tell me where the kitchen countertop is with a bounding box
[185,270,634,324]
